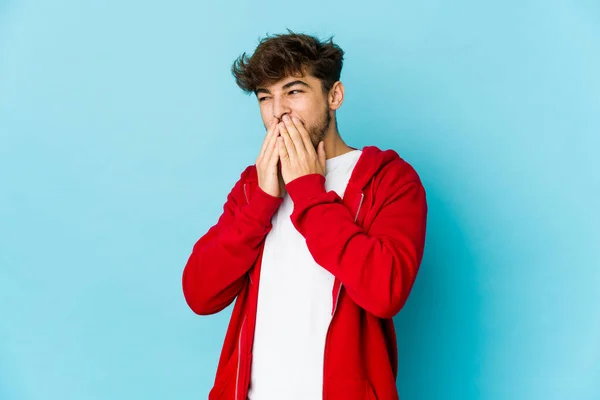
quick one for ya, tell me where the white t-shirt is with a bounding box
[248,149,362,400]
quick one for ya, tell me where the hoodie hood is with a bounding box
[348,145,401,190]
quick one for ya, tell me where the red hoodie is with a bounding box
[182,145,428,400]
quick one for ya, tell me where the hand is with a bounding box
[256,120,286,198]
[277,115,326,184]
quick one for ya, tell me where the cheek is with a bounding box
[259,105,270,121]
[291,109,310,126]
[298,103,323,125]
[261,112,274,127]
[299,114,317,128]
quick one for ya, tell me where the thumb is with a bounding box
[318,141,326,171]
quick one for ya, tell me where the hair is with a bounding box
[231,29,345,96]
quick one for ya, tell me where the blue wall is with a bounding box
[1,1,598,399]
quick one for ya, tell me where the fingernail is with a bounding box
[283,115,290,121]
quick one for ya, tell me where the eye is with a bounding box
[289,90,302,95]
[258,97,271,102]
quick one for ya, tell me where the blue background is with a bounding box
[1,1,599,399]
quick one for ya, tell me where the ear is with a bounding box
[328,81,345,111]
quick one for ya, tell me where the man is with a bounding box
[182,31,428,400]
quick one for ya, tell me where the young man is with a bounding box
[182,31,428,400]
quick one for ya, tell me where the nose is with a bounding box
[272,96,291,122]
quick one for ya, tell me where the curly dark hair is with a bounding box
[231,29,345,96]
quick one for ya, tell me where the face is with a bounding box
[256,74,332,149]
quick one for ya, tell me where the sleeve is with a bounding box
[182,166,284,315]
[285,164,427,318]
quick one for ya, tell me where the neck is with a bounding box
[322,127,355,159]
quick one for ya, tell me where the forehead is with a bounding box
[258,74,320,91]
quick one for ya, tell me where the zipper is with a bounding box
[243,183,253,286]
[235,184,252,398]
[235,316,246,400]
[333,192,363,314]
[322,293,339,400]
[243,184,249,204]
[323,191,364,398]
[332,284,342,316]
[354,192,364,222]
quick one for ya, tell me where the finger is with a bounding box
[263,123,280,160]
[318,141,326,170]
[282,117,307,155]
[266,127,281,167]
[277,136,289,164]
[259,120,279,160]
[278,121,297,163]
[259,120,279,158]
[290,117,314,153]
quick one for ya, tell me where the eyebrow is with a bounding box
[255,80,311,96]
